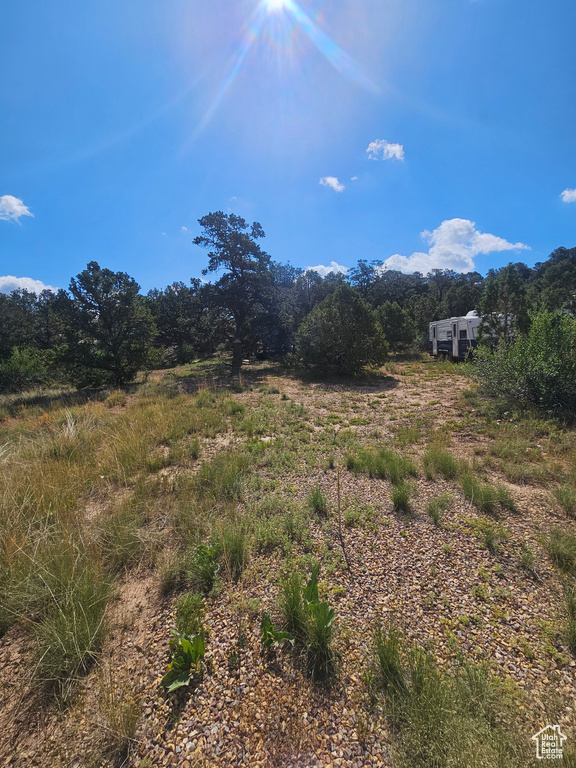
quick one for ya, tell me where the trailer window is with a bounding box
[433,326,436,338]
[459,329,467,339]
[446,331,452,339]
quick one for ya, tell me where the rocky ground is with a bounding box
[1,357,575,767]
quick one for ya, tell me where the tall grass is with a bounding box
[423,448,459,480]
[0,382,242,699]
[347,447,417,485]
[34,553,111,698]
[460,473,517,516]
[372,625,531,768]
[554,484,576,519]
[219,519,250,582]
[547,529,576,574]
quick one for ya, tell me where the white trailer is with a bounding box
[429,311,481,360]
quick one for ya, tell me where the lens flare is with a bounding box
[193,0,378,137]
[264,0,289,12]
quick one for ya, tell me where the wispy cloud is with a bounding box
[0,195,34,224]
[0,275,57,295]
[319,176,345,193]
[561,188,576,203]
[181,225,189,232]
[366,139,405,161]
[382,218,529,274]
[305,261,348,277]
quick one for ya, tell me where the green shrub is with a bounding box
[279,565,337,680]
[306,599,336,681]
[0,347,51,393]
[175,592,205,636]
[161,630,205,693]
[374,624,407,700]
[295,285,388,376]
[260,612,294,651]
[280,571,308,644]
[473,310,576,418]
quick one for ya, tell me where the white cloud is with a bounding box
[382,218,530,274]
[0,195,34,223]
[350,176,358,181]
[366,139,405,161]
[0,276,57,295]
[561,188,576,203]
[305,261,349,277]
[319,176,345,193]
[181,225,188,232]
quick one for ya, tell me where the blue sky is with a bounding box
[1,0,575,294]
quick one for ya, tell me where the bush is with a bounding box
[0,347,51,393]
[473,310,576,418]
[554,484,576,518]
[295,285,388,376]
[186,544,219,595]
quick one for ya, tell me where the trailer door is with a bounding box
[452,323,458,358]
[432,324,437,355]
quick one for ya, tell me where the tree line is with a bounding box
[0,211,575,390]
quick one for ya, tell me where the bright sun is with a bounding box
[264,0,289,13]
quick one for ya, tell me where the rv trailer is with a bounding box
[429,311,480,360]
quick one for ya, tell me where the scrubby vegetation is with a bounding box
[1,346,576,765]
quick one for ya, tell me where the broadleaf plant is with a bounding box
[161,630,205,693]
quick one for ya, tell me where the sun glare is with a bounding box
[264,0,289,13]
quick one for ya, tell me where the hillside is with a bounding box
[1,356,575,767]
